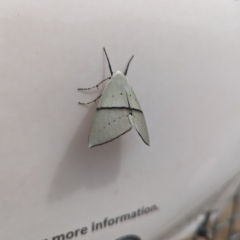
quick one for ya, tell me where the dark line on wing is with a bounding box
[126,92,132,115]
[97,107,143,113]
[135,128,150,146]
[89,127,133,148]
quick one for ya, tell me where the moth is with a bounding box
[78,48,150,148]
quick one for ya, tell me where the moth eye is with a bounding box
[130,95,132,97]
[120,93,123,95]
[113,120,115,122]
[112,95,114,97]
[108,123,110,125]
[119,117,121,119]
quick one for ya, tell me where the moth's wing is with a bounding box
[127,85,150,146]
[88,109,132,148]
[130,111,150,146]
[88,74,132,148]
[97,74,129,108]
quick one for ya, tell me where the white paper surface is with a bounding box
[0,1,240,240]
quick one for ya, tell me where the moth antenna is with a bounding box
[124,55,134,76]
[103,47,113,76]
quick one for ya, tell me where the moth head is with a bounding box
[115,70,124,76]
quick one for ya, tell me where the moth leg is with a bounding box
[78,77,110,91]
[78,94,102,105]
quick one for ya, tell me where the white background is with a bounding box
[0,1,240,240]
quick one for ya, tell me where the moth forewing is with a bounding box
[97,72,129,108]
[88,108,133,148]
[126,81,149,146]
